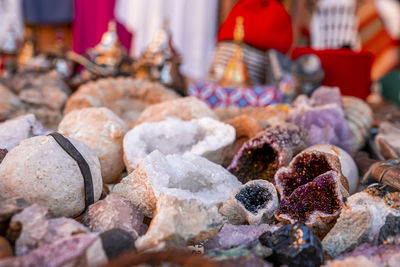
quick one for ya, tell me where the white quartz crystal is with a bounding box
[123,117,235,172]
[113,150,241,217]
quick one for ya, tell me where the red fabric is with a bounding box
[292,47,374,99]
[218,0,293,53]
[73,0,132,55]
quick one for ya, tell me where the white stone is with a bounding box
[0,135,103,217]
[123,117,235,172]
[113,150,241,217]
[58,107,127,183]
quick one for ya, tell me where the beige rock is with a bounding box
[135,96,217,126]
[324,256,378,267]
[220,180,279,225]
[58,107,127,183]
[0,84,21,122]
[0,135,103,217]
[113,150,241,217]
[64,77,179,126]
[135,195,224,251]
[123,117,235,172]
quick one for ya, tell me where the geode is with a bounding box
[123,117,235,172]
[228,123,308,183]
[322,185,400,257]
[58,107,128,183]
[0,135,103,217]
[274,150,349,237]
[81,194,145,239]
[219,180,279,225]
[259,223,324,267]
[135,195,224,251]
[112,150,241,217]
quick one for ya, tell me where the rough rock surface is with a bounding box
[58,107,127,183]
[274,150,349,237]
[0,135,103,217]
[0,233,107,267]
[305,144,359,194]
[81,194,145,239]
[135,195,224,251]
[64,77,179,126]
[259,223,324,267]
[228,123,308,183]
[290,87,354,152]
[0,197,29,234]
[123,117,235,172]
[135,96,217,126]
[11,204,89,256]
[324,243,400,267]
[113,150,241,217]
[322,186,400,257]
[375,121,400,159]
[0,114,50,151]
[204,224,279,251]
[220,180,279,225]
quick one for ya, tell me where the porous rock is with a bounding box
[305,144,359,194]
[204,223,278,251]
[135,96,217,126]
[123,117,235,172]
[113,150,241,217]
[274,150,349,237]
[0,233,107,267]
[135,195,224,251]
[220,180,279,225]
[64,77,179,126]
[322,186,400,257]
[0,135,103,217]
[228,123,308,183]
[259,223,324,267]
[58,107,127,183]
[0,114,50,151]
[81,194,145,239]
[11,204,89,256]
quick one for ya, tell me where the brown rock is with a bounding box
[135,96,217,126]
[0,197,29,235]
[81,194,145,239]
[0,84,21,122]
[375,121,400,159]
[0,236,13,259]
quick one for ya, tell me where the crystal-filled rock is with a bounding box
[259,223,324,267]
[113,150,241,217]
[135,195,224,251]
[274,150,349,237]
[228,123,308,183]
[220,180,279,225]
[58,107,127,183]
[123,117,235,172]
[0,135,103,217]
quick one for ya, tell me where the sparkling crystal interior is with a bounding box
[276,171,341,222]
[235,185,272,214]
[278,152,332,197]
[231,144,277,183]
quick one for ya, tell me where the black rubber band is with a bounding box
[48,132,94,214]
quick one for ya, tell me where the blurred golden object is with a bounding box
[91,21,126,66]
[219,16,250,87]
[133,20,185,95]
[17,28,35,68]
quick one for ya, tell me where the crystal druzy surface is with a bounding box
[235,185,272,214]
[276,171,341,222]
[278,152,332,198]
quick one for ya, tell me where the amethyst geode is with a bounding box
[228,123,308,183]
[274,150,349,237]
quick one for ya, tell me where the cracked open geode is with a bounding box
[274,150,349,237]
[220,180,279,225]
[227,123,308,183]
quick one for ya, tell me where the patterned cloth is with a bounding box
[188,83,283,108]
